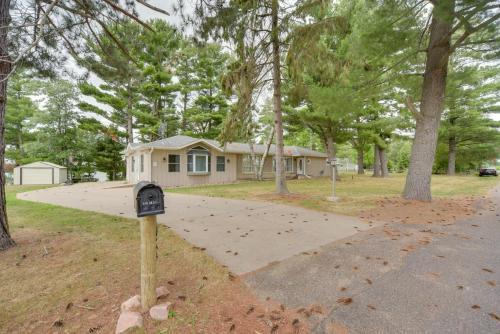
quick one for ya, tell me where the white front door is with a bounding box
[297,158,305,175]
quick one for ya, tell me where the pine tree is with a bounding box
[174,42,198,132]
[5,71,38,163]
[403,0,500,201]
[439,63,500,174]
[79,20,143,144]
[183,44,230,139]
[135,19,181,141]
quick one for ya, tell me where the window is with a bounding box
[168,154,180,172]
[285,157,293,172]
[216,156,225,172]
[131,157,135,172]
[140,154,144,173]
[187,146,210,173]
[272,157,293,172]
[242,155,261,173]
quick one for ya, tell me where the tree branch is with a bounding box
[136,0,170,16]
[405,96,422,121]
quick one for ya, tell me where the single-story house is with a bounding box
[13,161,68,185]
[124,135,330,187]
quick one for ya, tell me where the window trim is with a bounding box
[168,154,180,173]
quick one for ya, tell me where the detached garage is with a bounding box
[13,162,68,185]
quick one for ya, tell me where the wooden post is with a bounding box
[327,160,338,202]
[140,215,157,311]
[332,165,336,198]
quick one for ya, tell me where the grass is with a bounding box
[169,173,499,215]
[0,185,233,334]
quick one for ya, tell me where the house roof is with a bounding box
[126,135,327,158]
[15,161,67,169]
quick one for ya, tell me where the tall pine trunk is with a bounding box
[0,0,15,251]
[258,127,274,181]
[447,135,456,175]
[271,0,288,194]
[403,0,455,201]
[126,81,134,144]
[248,141,259,179]
[181,92,188,131]
[373,144,381,177]
[326,135,340,181]
[379,147,389,177]
[356,147,364,175]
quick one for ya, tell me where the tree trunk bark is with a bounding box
[181,92,188,131]
[0,0,15,251]
[258,127,274,181]
[356,147,364,175]
[271,0,288,194]
[17,130,23,157]
[248,141,259,180]
[326,136,340,181]
[403,0,454,201]
[379,147,389,177]
[373,144,381,177]
[447,135,456,175]
[126,81,134,144]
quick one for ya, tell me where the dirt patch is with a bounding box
[0,227,309,334]
[258,192,311,202]
[326,321,350,334]
[359,197,477,225]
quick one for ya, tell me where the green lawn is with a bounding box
[169,174,499,215]
[0,186,233,334]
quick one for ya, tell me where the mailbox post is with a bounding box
[133,181,165,311]
[327,158,339,202]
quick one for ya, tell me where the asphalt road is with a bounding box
[244,186,500,334]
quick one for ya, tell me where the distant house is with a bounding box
[13,161,68,185]
[124,135,330,187]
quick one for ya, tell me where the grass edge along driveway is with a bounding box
[169,174,499,216]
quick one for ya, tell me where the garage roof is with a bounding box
[17,161,67,169]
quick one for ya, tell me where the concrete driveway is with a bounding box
[18,182,374,274]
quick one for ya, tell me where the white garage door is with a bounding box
[21,168,53,185]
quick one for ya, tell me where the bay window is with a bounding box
[187,147,211,173]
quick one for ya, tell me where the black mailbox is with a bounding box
[133,181,165,217]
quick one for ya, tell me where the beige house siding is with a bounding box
[305,156,331,177]
[148,145,237,187]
